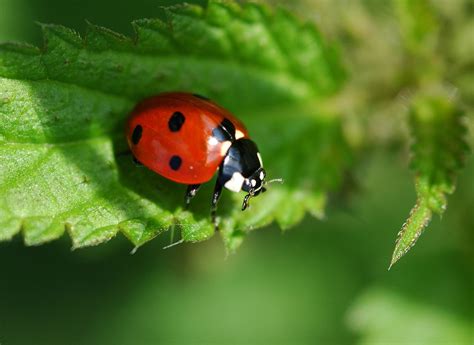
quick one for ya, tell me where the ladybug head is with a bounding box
[241,167,266,210]
[241,169,284,211]
[242,167,266,193]
[220,139,283,211]
[221,139,265,194]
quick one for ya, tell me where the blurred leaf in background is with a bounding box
[0,0,33,42]
[348,288,473,344]
[271,0,472,265]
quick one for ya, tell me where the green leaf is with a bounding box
[393,0,438,55]
[390,93,469,268]
[393,0,442,83]
[0,1,350,250]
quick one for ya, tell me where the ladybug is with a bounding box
[126,92,277,230]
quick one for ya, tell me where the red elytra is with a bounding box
[126,92,249,184]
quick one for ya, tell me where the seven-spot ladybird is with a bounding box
[126,92,274,230]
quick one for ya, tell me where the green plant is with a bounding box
[0,0,470,267]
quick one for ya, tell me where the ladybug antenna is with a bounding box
[265,178,284,185]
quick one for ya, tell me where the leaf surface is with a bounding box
[0,1,350,250]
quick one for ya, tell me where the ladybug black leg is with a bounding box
[211,180,223,232]
[184,184,201,209]
[132,156,143,167]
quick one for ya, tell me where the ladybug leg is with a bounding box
[184,184,201,209]
[211,180,224,231]
[132,156,143,167]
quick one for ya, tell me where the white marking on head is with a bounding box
[235,129,245,139]
[224,172,245,193]
[251,179,257,187]
[220,141,232,156]
[257,152,263,166]
[260,171,265,180]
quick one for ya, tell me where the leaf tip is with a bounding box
[388,252,400,270]
[390,200,432,268]
[37,22,83,49]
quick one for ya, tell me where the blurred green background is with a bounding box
[0,0,472,344]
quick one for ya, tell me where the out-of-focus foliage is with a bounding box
[0,0,29,42]
[271,0,472,265]
[348,288,473,344]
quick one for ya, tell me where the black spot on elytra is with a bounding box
[193,93,210,101]
[168,111,185,132]
[212,118,236,142]
[132,125,142,145]
[169,155,182,170]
